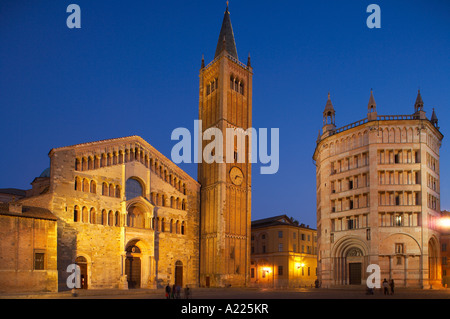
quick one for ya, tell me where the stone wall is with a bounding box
[0,214,57,293]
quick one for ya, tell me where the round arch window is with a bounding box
[126,178,144,200]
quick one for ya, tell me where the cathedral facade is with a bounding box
[0,5,252,292]
[313,90,443,288]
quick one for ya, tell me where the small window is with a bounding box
[278,243,283,252]
[278,231,283,238]
[278,265,283,276]
[395,215,402,227]
[74,206,79,222]
[34,252,45,270]
[348,219,355,230]
[395,243,404,254]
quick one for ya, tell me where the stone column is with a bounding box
[389,255,393,279]
[120,254,128,289]
[404,255,408,287]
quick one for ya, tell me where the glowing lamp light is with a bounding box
[296,262,305,269]
[438,217,450,229]
[263,267,271,274]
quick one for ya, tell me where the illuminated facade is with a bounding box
[250,215,317,288]
[198,5,252,288]
[313,90,444,288]
[0,5,252,292]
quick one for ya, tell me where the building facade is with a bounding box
[0,202,58,293]
[17,136,201,291]
[250,215,317,288]
[0,5,252,292]
[313,90,443,288]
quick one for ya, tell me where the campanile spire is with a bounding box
[214,3,238,59]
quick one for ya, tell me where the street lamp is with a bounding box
[296,262,305,269]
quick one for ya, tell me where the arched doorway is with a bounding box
[175,260,183,287]
[331,237,369,286]
[75,256,88,289]
[125,244,141,289]
[428,237,440,284]
[346,248,364,285]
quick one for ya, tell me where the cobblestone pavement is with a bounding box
[1,286,449,299]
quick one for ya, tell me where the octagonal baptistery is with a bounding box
[313,90,443,288]
[44,135,200,290]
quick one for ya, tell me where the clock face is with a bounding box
[230,167,244,186]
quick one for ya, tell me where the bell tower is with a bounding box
[198,4,253,287]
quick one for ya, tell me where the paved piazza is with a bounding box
[1,287,449,299]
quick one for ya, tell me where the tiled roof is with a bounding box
[252,215,315,230]
[0,203,57,221]
[0,188,27,197]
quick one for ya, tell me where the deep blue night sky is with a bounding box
[1,0,449,228]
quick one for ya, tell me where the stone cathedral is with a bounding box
[0,5,251,292]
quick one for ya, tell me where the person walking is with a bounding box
[382,278,389,295]
[172,284,176,299]
[389,279,395,295]
[165,284,171,299]
[184,285,191,299]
